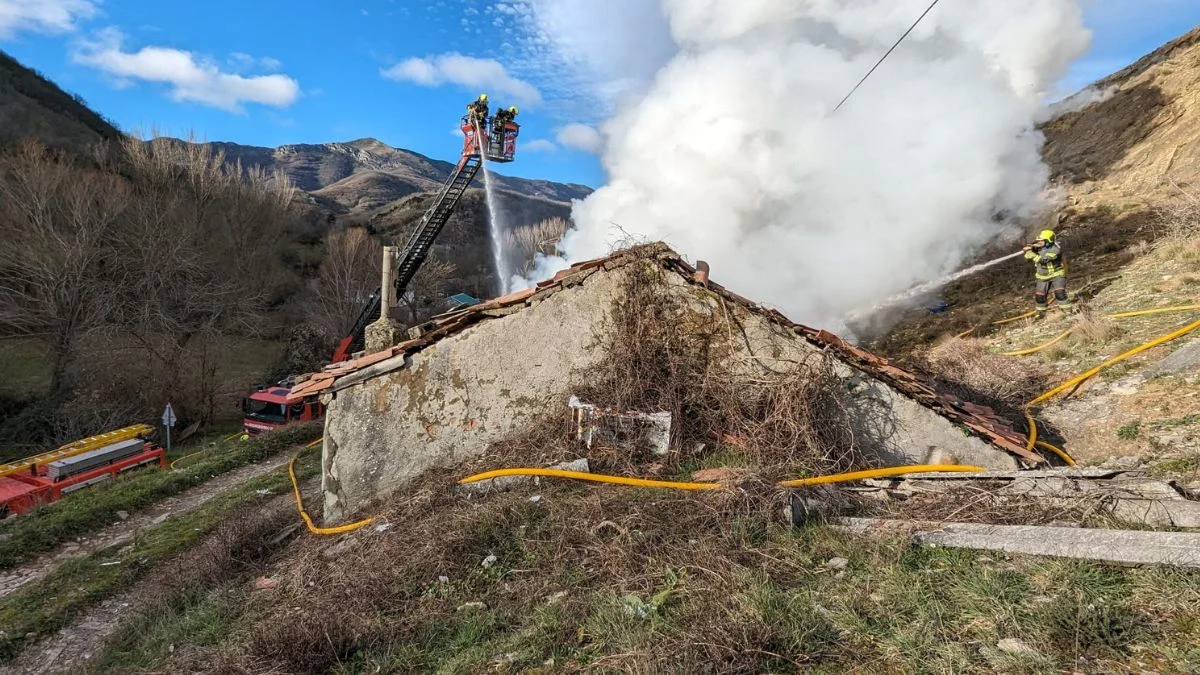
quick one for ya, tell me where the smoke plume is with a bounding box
[520,0,1090,332]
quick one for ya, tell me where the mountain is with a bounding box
[0,50,122,150]
[203,137,593,218]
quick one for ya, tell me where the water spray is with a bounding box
[475,120,511,297]
[844,250,1026,323]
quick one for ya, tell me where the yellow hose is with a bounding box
[458,467,724,490]
[776,464,985,487]
[1020,315,1200,465]
[304,437,323,449]
[1035,440,1076,466]
[991,310,1037,326]
[170,449,208,470]
[288,448,374,536]
[1000,327,1074,356]
[1030,317,1200,406]
[1106,304,1200,319]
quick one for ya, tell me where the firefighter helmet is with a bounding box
[509,106,519,115]
[1038,229,1055,242]
[479,93,489,102]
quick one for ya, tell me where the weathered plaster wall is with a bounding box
[322,261,1016,522]
[321,267,625,521]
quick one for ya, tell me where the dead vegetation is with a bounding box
[920,337,1045,407]
[573,257,864,479]
[104,464,1200,674]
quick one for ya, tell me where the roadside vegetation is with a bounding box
[0,422,319,570]
[0,447,321,661]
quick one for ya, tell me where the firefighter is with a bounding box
[466,93,489,125]
[493,105,517,129]
[1024,229,1072,318]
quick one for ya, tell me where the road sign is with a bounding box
[162,403,177,428]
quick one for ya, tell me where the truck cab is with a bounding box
[242,385,323,436]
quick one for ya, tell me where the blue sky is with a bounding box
[0,1,1197,189]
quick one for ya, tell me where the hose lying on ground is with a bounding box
[289,442,375,536]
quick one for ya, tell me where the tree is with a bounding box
[397,256,457,325]
[308,227,382,341]
[0,142,129,399]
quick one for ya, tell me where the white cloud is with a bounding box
[73,29,300,112]
[555,123,601,153]
[523,138,557,152]
[380,52,542,107]
[228,52,282,73]
[0,0,97,39]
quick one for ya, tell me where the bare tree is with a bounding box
[307,227,382,340]
[0,141,129,399]
[505,216,570,276]
[112,135,298,423]
[397,256,457,325]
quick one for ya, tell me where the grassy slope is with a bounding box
[0,449,321,661]
[94,482,1200,674]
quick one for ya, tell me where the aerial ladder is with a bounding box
[247,109,520,435]
[330,111,519,362]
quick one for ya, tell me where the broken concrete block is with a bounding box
[569,395,672,455]
[365,317,403,354]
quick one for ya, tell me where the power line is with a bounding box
[832,0,942,113]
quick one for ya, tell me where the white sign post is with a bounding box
[162,402,177,454]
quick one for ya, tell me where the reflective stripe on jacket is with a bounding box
[1025,243,1065,280]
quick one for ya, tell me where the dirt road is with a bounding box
[0,453,292,600]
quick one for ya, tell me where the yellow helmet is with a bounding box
[1038,229,1055,242]
[509,106,519,115]
[479,93,488,102]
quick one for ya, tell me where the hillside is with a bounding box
[202,137,592,218]
[0,50,122,150]
[1043,26,1200,212]
[871,25,1200,476]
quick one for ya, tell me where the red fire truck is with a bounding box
[0,425,166,517]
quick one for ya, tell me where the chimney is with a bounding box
[694,260,710,287]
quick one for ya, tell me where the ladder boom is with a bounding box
[394,155,481,296]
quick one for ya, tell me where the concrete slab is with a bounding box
[838,517,1200,567]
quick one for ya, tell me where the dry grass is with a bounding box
[921,337,1046,407]
[134,466,1200,674]
[1156,201,1200,266]
[1070,308,1120,347]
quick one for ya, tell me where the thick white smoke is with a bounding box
[520,0,1090,332]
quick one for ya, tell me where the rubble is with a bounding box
[569,395,672,456]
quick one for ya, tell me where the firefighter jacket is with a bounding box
[1025,243,1065,280]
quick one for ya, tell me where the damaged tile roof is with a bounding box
[291,243,1042,464]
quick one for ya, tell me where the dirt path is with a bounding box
[0,478,317,675]
[0,453,293,600]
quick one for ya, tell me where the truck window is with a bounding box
[243,398,287,423]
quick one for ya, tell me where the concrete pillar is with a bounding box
[381,246,397,321]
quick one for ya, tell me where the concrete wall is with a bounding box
[322,260,1017,522]
[321,266,626,521]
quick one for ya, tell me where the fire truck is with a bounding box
[0,425,165,517]
[241,108,520,436]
